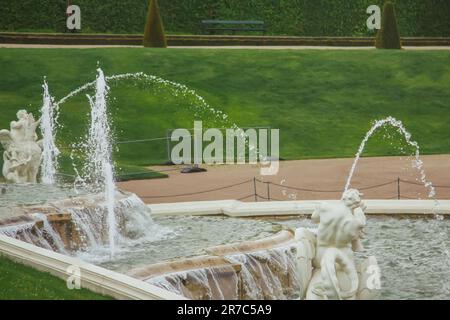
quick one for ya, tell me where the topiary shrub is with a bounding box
[375,1,402,49]
[143,0,167,48]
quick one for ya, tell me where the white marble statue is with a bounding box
[0,110,42,183]
[297,189,380,300]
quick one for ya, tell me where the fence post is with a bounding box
[266,182,271,201]
[397,177,400,200]
[253,177,258,202]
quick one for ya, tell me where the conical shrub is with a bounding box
[143,0,167,48]
[376,1,402,49]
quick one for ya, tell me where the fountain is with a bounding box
[344,116,436,199]
[40,80,60,184]
[83,69,118,257]
[0,68,448,300]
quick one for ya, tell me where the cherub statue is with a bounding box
[304,189,380,300]
[0,110,42,183]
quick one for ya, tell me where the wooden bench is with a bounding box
[201,20,266,35]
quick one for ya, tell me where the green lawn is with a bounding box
[0,255,111,299]
[0,48,449,177]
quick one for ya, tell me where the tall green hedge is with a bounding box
[0,0,449,36]
[376,2,402,49]
[143,0,167,47]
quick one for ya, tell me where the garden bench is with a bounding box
[201,20,266,35]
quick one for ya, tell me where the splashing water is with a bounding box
[40,81,60,184]
[104,162,117,256]
[84,69,113,186]
[84,68,117,258]
[55,72,263,164]
[32,213,67,254]
[55,72,229,125]
[344,116,436,200]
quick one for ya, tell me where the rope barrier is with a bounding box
[400,179,450,189]
[43,171,450,200]
[237,194,255,201]
[117,135,193,144]
[264,179,398,193]
[358,180,398,190]
[139,179,253,199]
[29,172,450,201]
[264,181,343,193]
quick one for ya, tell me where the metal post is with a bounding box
[266,182,271,201]
[397,177,401,200]
[253,177,258,202]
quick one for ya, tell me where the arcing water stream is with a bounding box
[55,71,262,165]
[344,116,436,200]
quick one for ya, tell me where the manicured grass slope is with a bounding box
[0,48,449,175]
[0,255,111,299]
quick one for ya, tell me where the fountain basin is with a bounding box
[127,230,303,300]
[1,193,449,300]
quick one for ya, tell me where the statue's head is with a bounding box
[16,110,28,120]
[342,189,363,209]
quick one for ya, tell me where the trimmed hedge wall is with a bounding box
[0,0,449,36]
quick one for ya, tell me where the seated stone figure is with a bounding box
[0,110,42,183]
[304,189,379,300]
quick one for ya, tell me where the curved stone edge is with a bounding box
[206,229,294,256]
[128,255,241,280]
[128,228,314,300]
[0,190,136,228]
[128,229,295,281]
[148,199,450,217]
[0,234,186,300]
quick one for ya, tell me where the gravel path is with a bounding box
[117,154,450,204]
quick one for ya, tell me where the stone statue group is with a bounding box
[0,110,42,183]
[296,189,381,300]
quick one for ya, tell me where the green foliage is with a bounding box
[376,2,402,49]
[0,255,112,299]
[0,48,450,165]
[0,0,449,36]
[143,0,167,48]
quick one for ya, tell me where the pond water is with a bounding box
[273,217,450,300]
[0,184,88,218]
[78,215,279,274]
